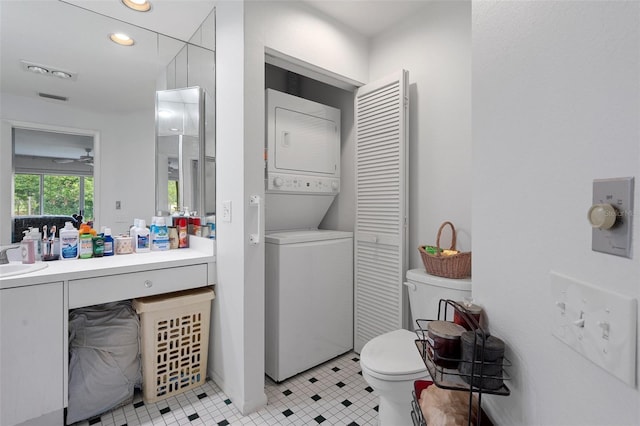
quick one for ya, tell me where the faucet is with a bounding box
[0,245,20,264]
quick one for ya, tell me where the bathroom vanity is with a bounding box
[0,238,216,426]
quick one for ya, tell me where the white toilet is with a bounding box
[360,268,472,425]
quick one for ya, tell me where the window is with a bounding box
[13,173,94,220]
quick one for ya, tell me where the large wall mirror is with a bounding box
[0,0,215,243]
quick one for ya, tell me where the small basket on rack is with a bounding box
[419,221,471,279]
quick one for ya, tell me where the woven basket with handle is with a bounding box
[419,221,471,279]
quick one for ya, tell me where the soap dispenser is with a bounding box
[21,230,35,264]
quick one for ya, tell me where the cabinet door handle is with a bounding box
[144,280,153,288]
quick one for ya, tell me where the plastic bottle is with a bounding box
[133,219,150,253]
[79,228,93,259]
[103,228,115,256]
[206,215,216,240]
[177,218,188,248]
[25,227,42,261]
[92,235,104,257]
[150,216,170,251]
[59,221,79,260]
[21,231,35,264]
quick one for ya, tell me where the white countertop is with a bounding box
[0,236,215,290]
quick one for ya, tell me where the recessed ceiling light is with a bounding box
[158,109,173,118]
[109,33,135,46]
[51,70,72,79]
[27,65,49,75]
[169,128,181,132]
[121,0,151,12]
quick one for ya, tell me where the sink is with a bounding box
[0,262,48,278]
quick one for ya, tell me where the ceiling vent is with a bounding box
[38,92,69,102]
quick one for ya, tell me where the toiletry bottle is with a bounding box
[103,228,114,256]
[178,218,188,248]
[59,221,79,260]
[21,231,35,264]
[78,224,94,259]
[134,219,150,253]
[206,215,216,240]
[150,216,170,251]
[93,235,104,257]
[26,227,42,261]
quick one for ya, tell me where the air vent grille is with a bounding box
[38,93,68,102]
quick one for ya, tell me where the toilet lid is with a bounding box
[361,329,426,377]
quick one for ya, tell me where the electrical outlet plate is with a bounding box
[591,177,634,258]
[551,271,637,386]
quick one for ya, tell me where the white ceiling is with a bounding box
[2,0,422,158]
[303,0,430,37]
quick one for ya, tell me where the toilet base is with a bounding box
[377,395,415,425]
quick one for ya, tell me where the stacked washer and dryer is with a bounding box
[264,89,353,382]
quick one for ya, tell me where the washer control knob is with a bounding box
[331,181,339,191]
[273,177,284,188]
[588,203,617,229]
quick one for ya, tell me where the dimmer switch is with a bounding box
[590,177,633,258]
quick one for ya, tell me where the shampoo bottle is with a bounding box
[59,221,79,260]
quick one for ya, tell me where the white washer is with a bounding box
[265,229,353,382]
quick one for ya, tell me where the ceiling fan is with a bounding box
[53,147,94,166]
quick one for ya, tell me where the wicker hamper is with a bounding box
[419,221,471,279]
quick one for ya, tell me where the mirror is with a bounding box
[156,87,208,217]
[0,0,215,241]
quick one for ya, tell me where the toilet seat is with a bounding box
[360,329,427,381]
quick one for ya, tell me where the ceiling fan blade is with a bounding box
[53,158,75,164]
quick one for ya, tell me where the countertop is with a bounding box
[0,236,215,290]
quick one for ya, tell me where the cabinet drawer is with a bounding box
[69,264,208,308]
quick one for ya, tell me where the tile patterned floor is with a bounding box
[72,352,379,426]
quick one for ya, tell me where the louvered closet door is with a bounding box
[354,70,409,353]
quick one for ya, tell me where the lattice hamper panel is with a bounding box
[133,287,215,403]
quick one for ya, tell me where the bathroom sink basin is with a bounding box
[0,262,48,278]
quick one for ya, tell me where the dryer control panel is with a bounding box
[266,173,340,194]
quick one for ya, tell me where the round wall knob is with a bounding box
[588,203,617,229]
[273,177,283,187]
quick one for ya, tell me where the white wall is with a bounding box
[473,2,640,425]
[208,0,368,414]
[0,94,155,240]
[369,1,472,270]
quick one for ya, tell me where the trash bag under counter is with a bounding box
[67,301,142,424]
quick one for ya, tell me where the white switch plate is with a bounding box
[221,200,232,222]
[551,271,637,386]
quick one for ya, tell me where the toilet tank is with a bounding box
[405,268,472,325]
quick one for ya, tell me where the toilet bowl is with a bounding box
[360,269,472,425]
[360,329,428,425]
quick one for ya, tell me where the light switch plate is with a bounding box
[551,271,637,386]
[221,200,232,222]
[591,177,633,258]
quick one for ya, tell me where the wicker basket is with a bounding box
[419,221,471,279]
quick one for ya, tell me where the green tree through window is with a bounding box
[14,174,93,220]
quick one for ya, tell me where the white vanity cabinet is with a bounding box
[0,243,215,426]
[1,282,64,426]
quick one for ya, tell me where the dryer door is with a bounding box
[274,107,339,175]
